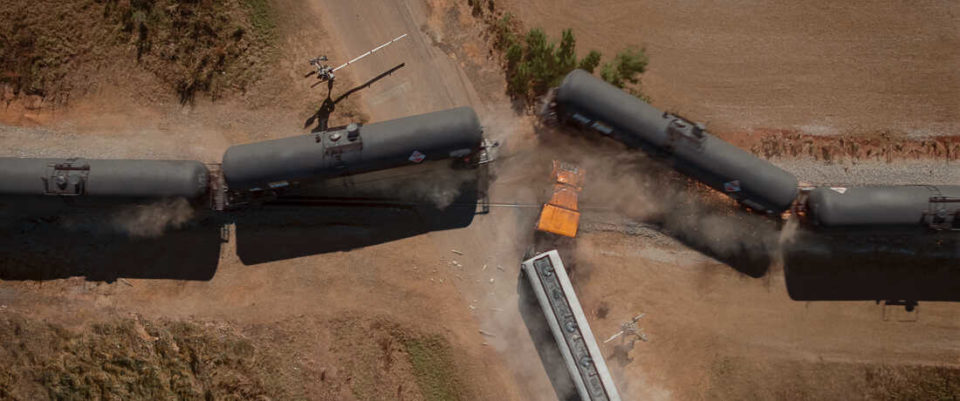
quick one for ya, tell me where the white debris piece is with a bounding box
[451,249,464,255]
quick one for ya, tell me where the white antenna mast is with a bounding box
[310,34,408,83]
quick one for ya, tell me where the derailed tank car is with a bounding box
[547,69,798,214]
[221,106,484,206]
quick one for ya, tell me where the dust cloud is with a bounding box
[0,197,198,238]
[384,167,477,209]
[335,165,479,209]
[537,132,781,275]
[108,198,196,237]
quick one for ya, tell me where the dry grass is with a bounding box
[328,316,469,401]
[0,314,297,400]
[0,0,276,105]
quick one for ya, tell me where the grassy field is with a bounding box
[0,313,470,401]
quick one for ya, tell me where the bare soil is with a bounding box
[496,0,960,138]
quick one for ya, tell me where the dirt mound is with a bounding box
[746,130,960,163]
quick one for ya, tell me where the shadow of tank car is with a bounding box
[233,172,480,265]
[0,205,223,282]
[783,230,960,302]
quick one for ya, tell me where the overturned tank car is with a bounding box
[545,69,799,215]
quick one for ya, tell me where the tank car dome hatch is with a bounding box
[552,69,799,214]
[221,106,483,191]
[346,123,360,141]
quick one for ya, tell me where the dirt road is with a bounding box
[310,0,480,121]
[314,0,562,399]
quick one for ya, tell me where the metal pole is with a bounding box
[333,33,408,72]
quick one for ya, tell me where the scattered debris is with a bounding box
[451,249,464,255]
[489,278,495,284]
[497,265,505,271]
[482,264,487,271]
[119,278,134,287]
[604,313,648,344]
[479,330,496,337]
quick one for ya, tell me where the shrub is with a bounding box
[577,50,602,73]
[508,62,531,98]
[523,28,557,94]
[493,13,515,50]
[600,61,621,87]
[614,46,648,85]
[601,47,648,94]
[556,29,577,78]
[497,27,645,102]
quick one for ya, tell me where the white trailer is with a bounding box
[521,250,622,401]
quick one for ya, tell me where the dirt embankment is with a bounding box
[747,130,960,163]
